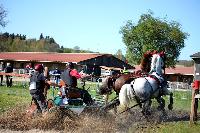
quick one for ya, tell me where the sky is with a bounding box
[1,0,199,60]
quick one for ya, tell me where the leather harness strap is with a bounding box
[148,74,160,85]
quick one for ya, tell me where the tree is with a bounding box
[115,49,126,61]
[0,5,7,28]
[73,46,80,52]
[39,33,44,40]
[120,11,189,67]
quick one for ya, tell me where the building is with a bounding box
[0,52,134,76]
[190,52,200,81]
[165,65,194,83]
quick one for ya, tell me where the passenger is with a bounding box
[29,64,47,114]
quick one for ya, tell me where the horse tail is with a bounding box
[119,84,135,107]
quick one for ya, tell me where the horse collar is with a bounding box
[144,77,154,93]
[148,74,160,84]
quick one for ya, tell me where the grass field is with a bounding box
[1,81,200,132]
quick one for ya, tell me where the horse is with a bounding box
[97,73,141,112]
[119,72,173,115]
[97,73,142,95]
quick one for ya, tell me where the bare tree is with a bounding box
[0,5,7,28]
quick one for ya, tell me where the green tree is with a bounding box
[114,49,126,61]
[120,12,189,67]
[39,33,44,40]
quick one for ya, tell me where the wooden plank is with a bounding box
[190,89,199,124]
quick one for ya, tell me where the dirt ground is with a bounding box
[0,105,190,133]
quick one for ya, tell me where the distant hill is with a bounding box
[176,60,194,67]
[0,32,95,53]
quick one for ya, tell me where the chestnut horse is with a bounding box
[97,73,139,96]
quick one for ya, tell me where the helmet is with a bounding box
[34,64,44,71]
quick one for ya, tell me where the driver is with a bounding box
[60,62,93,105]
[61,62,81,88]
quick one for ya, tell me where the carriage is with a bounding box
[26,79,104,117]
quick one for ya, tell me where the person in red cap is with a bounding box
[29,64,47,114]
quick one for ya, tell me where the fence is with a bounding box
[168,81,191,90]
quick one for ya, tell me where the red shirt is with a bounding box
[70,69,81,79]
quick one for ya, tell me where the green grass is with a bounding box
[168,90,192,111]
[141,121,200,133]
[0,84,31,113]
[0,82,193,113]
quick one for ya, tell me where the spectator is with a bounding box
[0,62,4,86]
[53,68,61,85]
[5,63,13,87]
[25,63,34,75]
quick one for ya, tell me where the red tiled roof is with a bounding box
[0,52,104,63]
[134,65,194,75]
[165,66,194,75]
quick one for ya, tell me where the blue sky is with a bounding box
[1,0,199,60]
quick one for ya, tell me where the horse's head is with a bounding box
[97,76,115,95]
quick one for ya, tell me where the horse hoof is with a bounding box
[168,104,173,110]
[146,111,151,115]
[141,110,151,115]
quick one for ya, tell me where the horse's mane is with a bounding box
[140,53,152,73]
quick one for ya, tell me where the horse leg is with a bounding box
[168,92,173,110]
[142,100,152,116]
[156,96,168,117]
[156,96,165,111]
[135,96,142,108]
[103,94,109,105]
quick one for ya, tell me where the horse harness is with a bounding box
[118,77,161,115]
[148,74,165,96]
